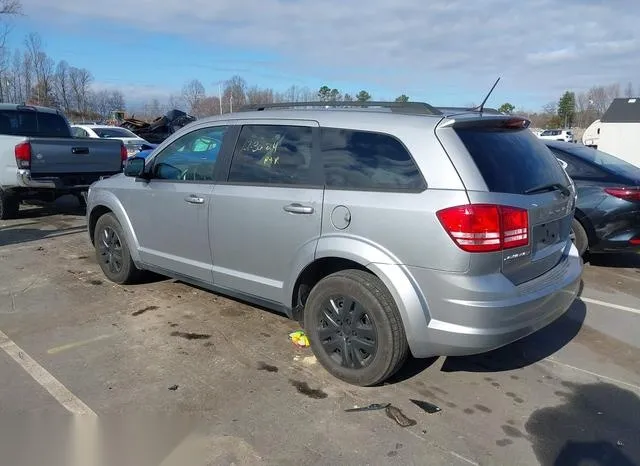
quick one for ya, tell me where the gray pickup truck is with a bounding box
[0,104,125,219]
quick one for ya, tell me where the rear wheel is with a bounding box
[0,190,20,220]
[304,269,408,386]
[570,218,588,256]
[94,213,142,284]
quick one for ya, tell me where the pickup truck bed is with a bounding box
[0,104,125,219]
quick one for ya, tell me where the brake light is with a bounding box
[15,142,32,169]
[630,238,640,245]
[437,204,529,253]
[120,144,128,163]
[604,187,640,202]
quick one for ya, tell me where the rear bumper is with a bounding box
[405,243,583,358]
[16,169,57,189]
[591,225,640,253]
[15,169,116,191]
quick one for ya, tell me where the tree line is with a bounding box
[0,32,125,121]
[174,77,412,119]
[497,82,636,130]
[0,1,125,122]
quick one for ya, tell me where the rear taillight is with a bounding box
[437,204,529,253]
[630,237,640,245]
[15,142,32,169]
[120,144,128,163]
[604,187,640,202]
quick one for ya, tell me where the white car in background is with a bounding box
[71,124,152,157]
[537,129,574,143]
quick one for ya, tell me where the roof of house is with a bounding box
[601,97,640,123]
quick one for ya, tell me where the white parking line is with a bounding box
[543,358,640,394]
[0,329,96,416]
[581,297,640,316]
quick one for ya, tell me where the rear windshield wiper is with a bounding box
[524,183,570,197]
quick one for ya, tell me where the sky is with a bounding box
[7,0,640,111]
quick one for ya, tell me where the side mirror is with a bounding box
[124,157,146,178]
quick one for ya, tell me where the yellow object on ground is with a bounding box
[289,330,310,348]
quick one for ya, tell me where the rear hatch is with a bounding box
[439,117,575,285]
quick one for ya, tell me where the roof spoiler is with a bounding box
[439,116,531,130]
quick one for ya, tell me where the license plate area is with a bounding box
[532,220,562,253]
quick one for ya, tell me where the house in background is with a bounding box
[593,98,640,167]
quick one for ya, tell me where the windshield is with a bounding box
[92,127,137,138]
[562,144,640,179]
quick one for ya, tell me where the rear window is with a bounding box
[0,110,70,138]
[456,127,568,194]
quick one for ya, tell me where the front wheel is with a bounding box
[94,213,142,284]
[304,269,409,386]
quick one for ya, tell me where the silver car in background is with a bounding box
[86,101,583,386]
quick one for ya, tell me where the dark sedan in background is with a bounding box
[544,141,640,256]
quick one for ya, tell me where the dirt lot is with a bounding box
[1,198,639,466]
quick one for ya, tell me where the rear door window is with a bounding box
[320,128,425,191]
[455,127,568,194]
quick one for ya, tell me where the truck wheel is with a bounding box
[94,213,142,284]
[0,190,20,220]
[570,218,588,256]
[304,269,409,386]
[76,193,87,209]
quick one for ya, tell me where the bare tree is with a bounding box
[69,66,93,115]
[90,89,125,118]
[0,0,22,101]
[53,60,71,111]
[625,82,635,98]
[222,75,247,112]
[0,0,20,15]
[6,49,22,102]
[246,85,274,105]
[542,101,557,115]
[24,33,55,105]
[586,84,620,117]
[181,79,205,113]
[192,96,221,117]
[20,50,33,103]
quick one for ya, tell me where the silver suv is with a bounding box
[86,101,583,386]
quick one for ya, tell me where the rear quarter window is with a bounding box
[455,127,568,194]
[320,128,425,191]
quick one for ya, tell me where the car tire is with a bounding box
[0,190,20,220]
[304,269,409,386]
[570,218,588,256]
[94,212,142,284]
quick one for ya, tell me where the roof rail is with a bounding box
[239,101,443,115]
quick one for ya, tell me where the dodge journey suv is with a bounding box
[86,101,583,386]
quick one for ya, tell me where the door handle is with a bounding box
[283,203,314,214]
[184,195,205,204]
[72,147,89,155]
